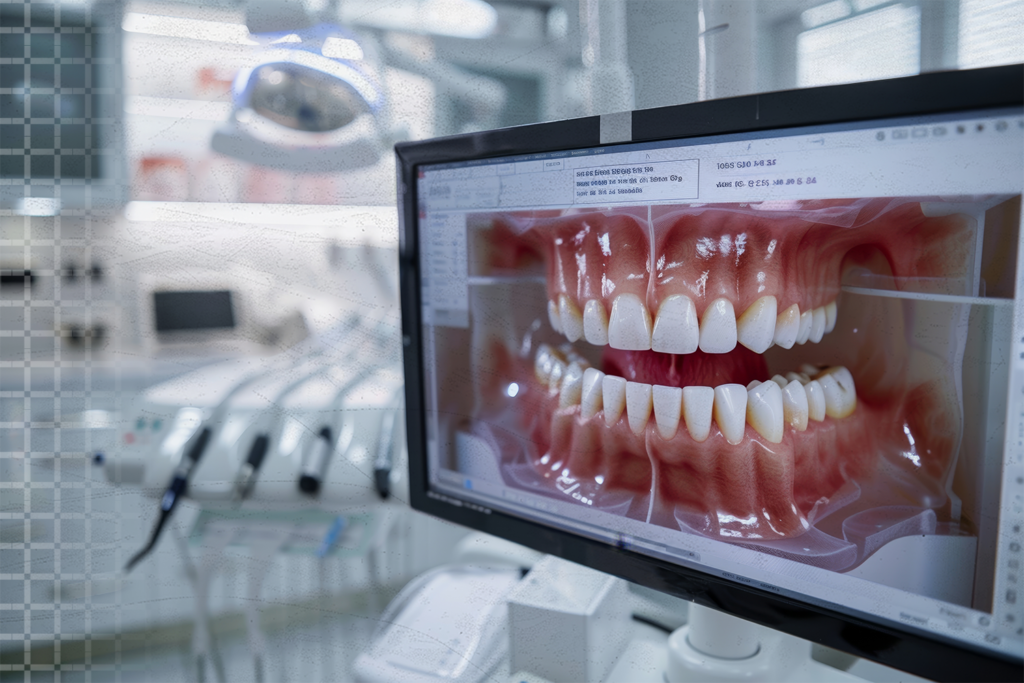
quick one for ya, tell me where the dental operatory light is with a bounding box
[210,24,388,173]
[338,0,497,40]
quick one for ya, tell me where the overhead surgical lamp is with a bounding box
[211,24,389,174]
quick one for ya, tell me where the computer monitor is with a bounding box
[396,64,1024,681]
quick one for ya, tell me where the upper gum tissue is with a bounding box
[540,209,850,352]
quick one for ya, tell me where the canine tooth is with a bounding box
[824,300,838,333]
[580,368,605,419]
[746,381,784,444]
[746,380,761,390]
[817,366,857,418]
[809,307,826,343]
[583,300,609,346]
[559,362,585,408]
[608,293,652,351]
[699,298,738,354]
[785,372,809,385]
[558,295,584,343]
[782,381,809,431]
[626,382,653,435]
[774,304,800,349]
[682,386,714,442]
[737,296,777,354]
[713,384,747,445]
[653,385,683,439]
[770,374,789,388]
[805,380,826,422]
[796,310,813,344]
[602,375,627,426]
[547,300,562,333]
[651,295,699,355]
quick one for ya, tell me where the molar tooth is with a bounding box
[608,293,652,351]
[805,380,826,422]
[746,381,784,444]
[770,374,789,388]
[817,366,857,418]
[682,386,714,442]
[558,295,584,343]
[824,301,838,333]
[800,363,823,377]
[699,298,738,354]
[602,375,627,426]
[774,304,800,349]
[651,295,699,355]
[782,381,809,431]
[737,296,777,354]
[785,372,809,385]
[548,358,567,392]
[796,310,813,344]
[626,382,653,436]
[652,385,683,439]
[580,368,605,419]
[746,380,761,390]
[547,300,563,333]
[809,307,826,344]
[559,362,585,408]
[583,300,609,346]
[713,384,747,445]
[534,344,555,384]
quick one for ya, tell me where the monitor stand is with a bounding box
[665,604,865,682]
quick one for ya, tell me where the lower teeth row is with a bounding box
[533,345,856,445]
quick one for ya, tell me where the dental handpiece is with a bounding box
[373,392,403,499]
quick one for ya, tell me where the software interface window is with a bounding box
[414,108,1024,659]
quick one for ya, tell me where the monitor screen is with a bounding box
[152,290,235,333]
[398,66,1024,679]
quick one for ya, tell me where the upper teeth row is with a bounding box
[547,294,837,354]
[534,345,856,445]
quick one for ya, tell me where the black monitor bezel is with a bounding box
[395,64,1024,682]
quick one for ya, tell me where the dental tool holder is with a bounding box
[507,556,631,683]
[665,604,864,683]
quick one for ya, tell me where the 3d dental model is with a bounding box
[471,199,974,542]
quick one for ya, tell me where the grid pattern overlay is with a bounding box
[1,1,122,679]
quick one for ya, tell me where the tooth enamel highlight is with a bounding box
[583,300,609,346]
[652,385,683,439]
[608,293,652,351]
[809,307,826,343]
[626,382,653,436]
[534,344,555,384]
[559,362,585,408]
[547,300,562,333]
[805,380,826,422]
[782,381,809,431]
[824,300,838,333]
[558,295,584,343]
[737,296,777,354]
[651,295,699,355]
[817,366,857,418]
[602,375,627,426]
[682,386,714,442]
[746,381,784,444]
[770,374,789,388]
[699,298,738,354]
[713,384,747,445]
[580,368,604,419]
[796,310,813,344]
[773,304,800,349]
